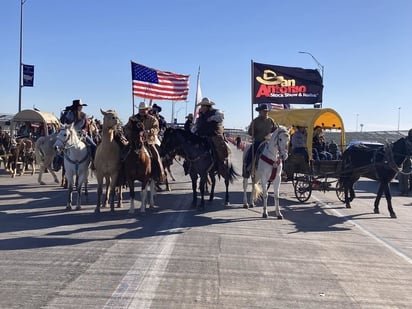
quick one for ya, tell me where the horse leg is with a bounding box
[117,186,123,208]
[109,181,117,212]
[383,182,396,218]
[191,175,198,208]
[66,184,74,210]
[148,180,155,208]
[140,181,148,214]
[128,179,136,214]
[243,177,250,208]
[374,183,385,214]
[95,176,103,213]
[273,174,283,219]
[262,180,269,218]
[199,176,206,209]
[103,176,110,208]
[224,176,230,206]
[208,172,215,202]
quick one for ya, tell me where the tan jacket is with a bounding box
[134,114,159,145]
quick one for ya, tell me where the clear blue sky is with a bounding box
[1,0,411,132]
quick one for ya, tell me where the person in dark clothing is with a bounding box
[192,97,229,171]
[184,113,194,132]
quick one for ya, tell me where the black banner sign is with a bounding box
[252,62,323,105]
[22,64,34,87]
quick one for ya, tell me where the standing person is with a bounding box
[245,104,277,168]
[184,113,194,132]
[130,102,166,182]
[192,97,229,171]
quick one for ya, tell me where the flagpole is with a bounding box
[18,0,26,112]
[131,60,135,115]
[251,60,256,177]
[193,66,200,115]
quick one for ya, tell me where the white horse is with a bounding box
[242,126,290,219]
[53,123,90,210]
[35,133,60,185]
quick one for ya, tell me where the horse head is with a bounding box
[124,117,145,148]
[53,124,77,151]
[100,109,120,130]
[268,125,290,162]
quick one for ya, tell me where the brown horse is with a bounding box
[94,109,122,213]
[8,137,36,177]
[122,117,154,213]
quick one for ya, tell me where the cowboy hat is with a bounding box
[72,99,87,107]
[138,102,151,110]
[186,113,194,119]
[255,104,268,112]
[151,103,162,112]
[197,97,215,106]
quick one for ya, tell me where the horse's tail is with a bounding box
[228,163,240,183]
[252,182,262,202]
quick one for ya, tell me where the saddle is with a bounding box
[243,142,266,178]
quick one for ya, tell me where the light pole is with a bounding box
[397,107,401,132]
[18,0,27,112]
[299,51,324,108]
[356,113,359,132]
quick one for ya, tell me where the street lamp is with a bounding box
[299,51,324,108]
[397,107,401,132]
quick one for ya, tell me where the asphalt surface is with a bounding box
[1,144,412,309]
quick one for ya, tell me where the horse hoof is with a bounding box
[40,181,46,185]
[262,213,268,218]
[75,206,81,211]
[277,215,283,220]
[243,204,249,209]
[390,213,397,219]
[94,208,100,214]
[346,204,351,209]
[374,208,379,214]
[224,202,230,207]
[66,206,72,211]
[249,204,255,208]
[54,179,59,184]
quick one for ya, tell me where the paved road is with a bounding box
[1,144,412,308]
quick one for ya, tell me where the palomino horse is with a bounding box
[242,126,290,219]
[53,124,90,210]
[94,109,122,213]
[340,135,412,218]
[122,117,154,213]
[35,132,60,185]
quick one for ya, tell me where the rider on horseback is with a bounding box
[245,104,277,175]
[192,97,230,172]
[129,102,166,183]
[61,99,97,168]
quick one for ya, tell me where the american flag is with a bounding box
[131,61,190,101]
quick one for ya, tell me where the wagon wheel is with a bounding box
[293,174,312,202]
[335,180,345,202]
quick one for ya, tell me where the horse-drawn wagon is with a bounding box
[7,109,60,177]
[10,109,60,138]
[268,108,346,202]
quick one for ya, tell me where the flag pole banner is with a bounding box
[22,64,34,87]
[252,62,322,105]
[131,61,190,101]
[193,66,202,122]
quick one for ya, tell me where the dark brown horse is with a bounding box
[340,136,412,218]
[122,118,154,214]
[160,127,238,209]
